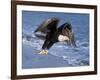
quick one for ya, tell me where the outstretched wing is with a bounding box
[34,17,59,40]
[58,22,76,47]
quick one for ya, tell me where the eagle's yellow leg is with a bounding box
[39,50,48,55]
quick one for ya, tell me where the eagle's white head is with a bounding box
[58,35,69,42]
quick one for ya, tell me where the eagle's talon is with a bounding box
[39,50,48,55]
[44,50,48,55]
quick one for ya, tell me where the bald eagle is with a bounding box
[34,17,76,54]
